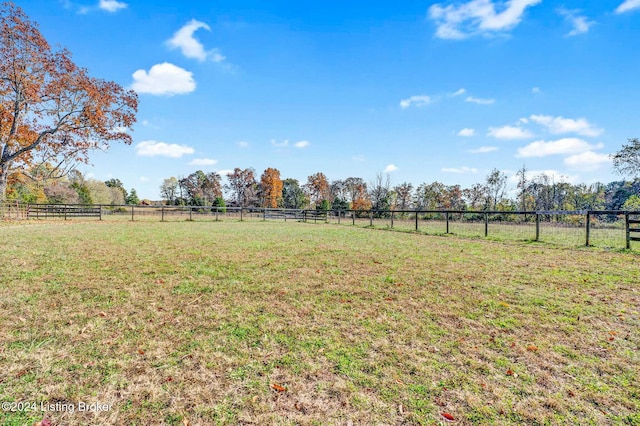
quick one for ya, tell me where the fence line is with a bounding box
[2,202,640,250]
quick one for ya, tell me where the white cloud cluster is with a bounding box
[428,0,542,39]
[131,63,196,96]
[135,141,195,158]
[167,19,225,62]
[237,141,249,148]
[400,95,432,109]
[516,138,603,158]
[488,125,533,139]
[616,0,640,14]
[529,114,602,137]
[99,0,127,12]
[270,139,310,149]
[466,96,495,105]
[458,128,476,137]
[384,164,398,173]
[563,151,611,170]
[442,166,478,173]
[469,146,498,153]
[558,8,594,37]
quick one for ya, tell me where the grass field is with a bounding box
[0,220,639,425]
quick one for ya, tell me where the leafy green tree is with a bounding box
[623,194,640,210]
[281,178,307,209]
[126,188,140,205]
[105,178,128,200]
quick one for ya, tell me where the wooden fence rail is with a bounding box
[3,203,640,249]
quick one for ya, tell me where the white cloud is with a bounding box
[441,166,479,173]
[99,0,127,12]
[135,141,195,158]
[529,114,603,137]
[271,139,289,148]
[451,88,467,96]
[167,19,225,62]
[384,164,399,173]
[428,0,542,39]
[140,176,149,182]
[237,141,249,148]
[189,158,219,166]
[616,0,640,14]
[469,146,498,153]
[558,8,595,37]
[531,87,541,94]
[400,95,432,109]
[294,141,310,148]
[131,63,196,96]
[488,125,533,139]
[516,138,603,158]
[564,151,611,170]
[466,96,495,105]
[458,128,476,136]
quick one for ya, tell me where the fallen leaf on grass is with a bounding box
[99,312,107,317]
[441,412,455,421]
[527,345,539,352]
[138,349,145,355]
[271,383,286,392]
[506,369,514,376]
[154,279,165,284]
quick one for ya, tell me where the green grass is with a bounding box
[0,220,639,425]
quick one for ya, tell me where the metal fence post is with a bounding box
[352,210,355,226]
[338,210,341,225]
[585,211,591,247]
[131,205,134,221]
[369,211,373,227]
[240,207,244,221]
[415,211,419,231]
[161,206,165,222]
[391,211,394,229]
[99,205,102,221]
[535,213,540,241]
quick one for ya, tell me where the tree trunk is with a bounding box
[0,162,9,202]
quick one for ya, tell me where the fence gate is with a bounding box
[626,214,640,249]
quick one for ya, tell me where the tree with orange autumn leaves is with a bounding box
[260,167,283,208]
[305,172,330,207]
[0,3,138,201]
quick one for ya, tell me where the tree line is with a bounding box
[154,163,640,212]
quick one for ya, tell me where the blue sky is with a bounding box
[16,0,640,199]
